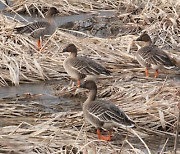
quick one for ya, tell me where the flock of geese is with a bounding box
[14,7,178,141]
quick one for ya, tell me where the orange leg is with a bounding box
[97,129,111,141]
[77,80,81,87]
[154,69,159,78]
[145,68,149,78]
[97,129,101,139]
[37,39,41,50]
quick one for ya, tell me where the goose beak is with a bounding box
[62,48,68,53]
[136,36,142,41]
[54,9,59,14]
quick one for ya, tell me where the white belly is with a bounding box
[151,64,161,70]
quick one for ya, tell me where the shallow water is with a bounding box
[0,1,6,10]
[0,80,179,153]
[0,0,117,39]
[0,80,83,126]
[0,1,180,153]
[0,0,115,28]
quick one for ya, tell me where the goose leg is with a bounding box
[97,129,101,139]
[145,68,149,78]
[97,129,111,141]
[77,80,81,87]
[154,69,159,78]
[37,39,41,50]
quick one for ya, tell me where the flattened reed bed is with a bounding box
[0,0,180,153]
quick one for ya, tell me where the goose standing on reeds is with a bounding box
[63,43,111,87]
[14,7,59,50]
[135,33,176,78]
[80,80,134,141]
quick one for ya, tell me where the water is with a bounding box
[0,1,115,27]
[0,1,6,10]
[0,1,119,38]
[0,80,82,119]
[0,1,179,153]
[0,81,54,98]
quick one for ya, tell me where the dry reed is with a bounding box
[0,0,180,153]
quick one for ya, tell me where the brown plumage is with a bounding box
[14,7,59,50]
[80,80,134,141]
[135,33,176,78]
[63,44,111,87]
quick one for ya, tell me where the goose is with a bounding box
[63,43,111,87]
[14,7,59,50]
[135,33,176,78]
[80,80,134,141]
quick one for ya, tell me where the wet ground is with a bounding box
[0,80,83,126]
[0,1,180,153]
[0,80,179,153]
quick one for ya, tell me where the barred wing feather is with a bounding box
[70,56,111,76]
[14,21,50,38]
[138,46,175,67]
[88,100,130,125]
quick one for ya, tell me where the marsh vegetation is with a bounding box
[0,0,180,153]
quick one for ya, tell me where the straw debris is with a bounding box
[0,0,180,153]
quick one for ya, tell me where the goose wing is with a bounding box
[14,21,50,38]
[138,45,175,67]
[69,56,111,76]
[87,100,133,126]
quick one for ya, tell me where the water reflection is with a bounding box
[0,80,82,114]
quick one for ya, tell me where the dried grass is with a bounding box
[0,0,180,153]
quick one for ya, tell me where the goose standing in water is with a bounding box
[135,33,176,78]
[80,80,134,141]
[63,43,111,87]
[14,7,59,50]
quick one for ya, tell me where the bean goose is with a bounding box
[63,43,111,87]
[80,80,134,141]
[14,7,59,50]
[135,33,176,78]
